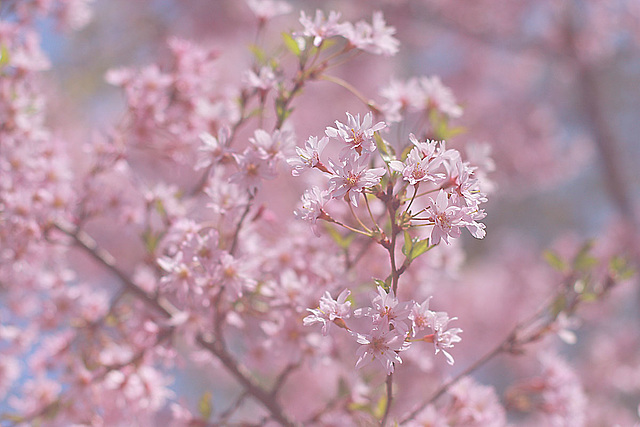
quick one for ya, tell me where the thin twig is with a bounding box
[230,193,255,255]
[381,374,394,426]
[53,222,298,427]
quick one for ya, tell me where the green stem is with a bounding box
[320,74,379,112]
[349,202,372,233]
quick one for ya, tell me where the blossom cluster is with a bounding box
[298,10,399,56]
[305,286,462,374]
[1,1,638,426]
[291,111,488,246]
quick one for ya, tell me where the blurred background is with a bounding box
[5,0,640,424]
[44,0,640,250]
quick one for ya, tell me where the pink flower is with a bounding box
[303,289,352,335]
[230,148,277,193]
[379,78,423,122]
[537,352,587,426]
[341,11,399,56]
[354,323,408,375]
[389,145,444,186]
[418,75,463,119]
[325,112,386,158]
[447,377,507,425]
[249,127,295,163]
[328,153,386,207]
[294,186,330,236]
[196,126,231,170]
[424,190,467,245]
[354,286,412,333]
[286,135,329,176]
[425,310,462,365]
[243,66,277,92]
[409,297,432,333]
[246,0,292,22]
[0,357,20,400]
[441,157,487,207]
[219,252,257,300]
[298,10,344,47]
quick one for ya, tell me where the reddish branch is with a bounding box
[54,222,299,427]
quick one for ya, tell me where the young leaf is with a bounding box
[0,44,9,68]
[401,230,413,257]
[374,132,395,163]
[609,256,635,280]
[543,250,567,272]
[409,238,431,260]
[373,394,388,419]
[373,276,392,292]
[324,223,355,249]
[282,32,301,56]
[198,391,213,420]
[248,44,266,64]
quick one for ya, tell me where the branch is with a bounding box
[398,282,581,424]
[54,221,298,426]
[196,334,298,427]
[53,222,174,318]
[381,374,393,427]
[230,193,255,255]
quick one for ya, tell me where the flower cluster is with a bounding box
[291,114,487,247]
[304,286,462,374]
[297,10,399,56]
[380,75,463,123]
[2,1,637,426]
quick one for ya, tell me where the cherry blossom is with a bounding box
[325,111,386,158]
[286,135,329,175]
[294,186,331,236]
[328,153,386,206]
[354,323,409,375]
[303,289,352,335]
[297,10,344,47]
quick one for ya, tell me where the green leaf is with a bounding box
[373,276,392,292]
[374,132,395,164]
[609,256,635,280]
[373,394,388,419]
[401,230,412,257]
[571,240,594,270]
[574,252,597,272]
[198,391,213,420]
[0,44,9,68]
[347,401,371,413]
[142,229,161,253]
[248,44,266,64]
[409,238,431,260]
[282,32,301,56]
[324,223,355,249]
[543,250,567,272]
[443,126,466,139]
[1,414,24,423]
[550,295,567,317]
[580,292,598,302]
[402,231,431,261]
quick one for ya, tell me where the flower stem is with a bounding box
[381,374,394,426]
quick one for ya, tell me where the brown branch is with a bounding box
[559,2,636,226]
[53,222,174,318]
[54,221,298,426]
[398,280,581,425]
[271,360,303,398]
[230,193,255,255]
[196,334,298,427]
